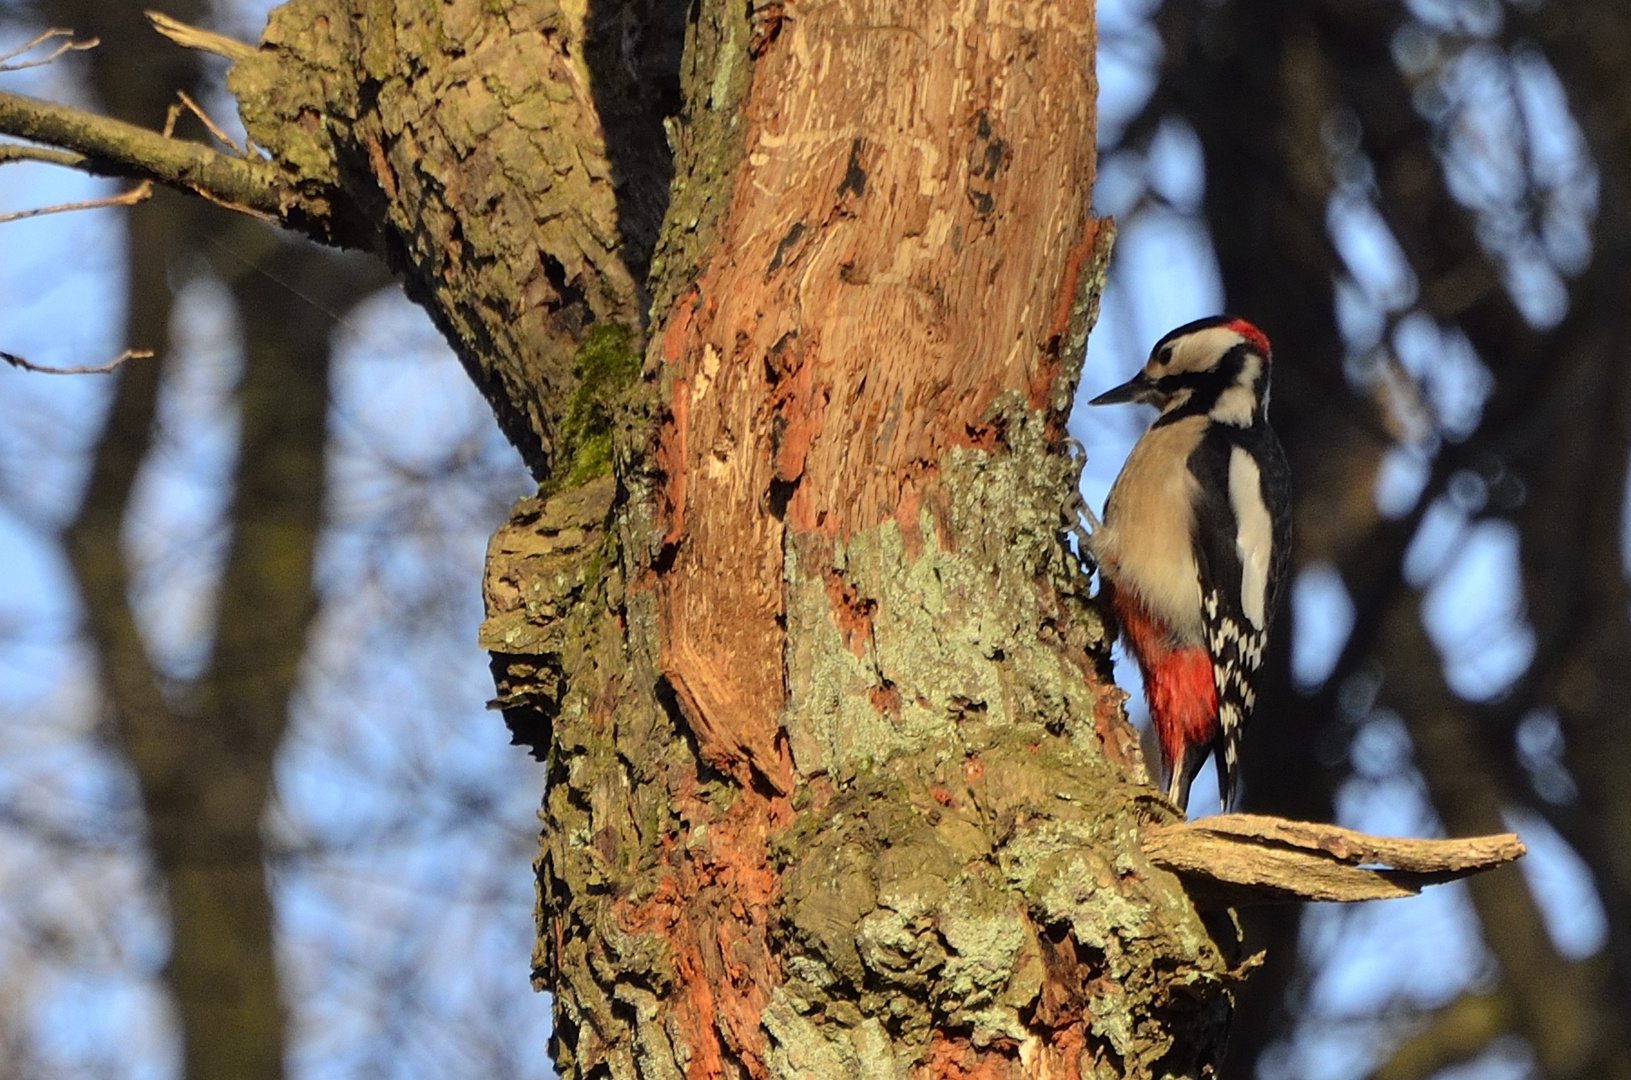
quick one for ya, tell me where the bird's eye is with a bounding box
[1154,345,1174,366]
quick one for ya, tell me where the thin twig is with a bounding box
[1,347,153,375]
[175,90,245,156]
[0,142,86,168]
[0,29,61,66]
[190,184,276,221]
[0,28,98,73]
[0,179,151,224]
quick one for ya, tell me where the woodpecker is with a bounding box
[1087,315,1292,813]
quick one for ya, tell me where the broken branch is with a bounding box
[144,11,256,63]
[1142,812,1526,907]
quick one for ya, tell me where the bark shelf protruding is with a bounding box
[1143,812,1526,908]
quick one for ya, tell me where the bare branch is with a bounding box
[0,142,85,168]
[0,179,150,224]
[175,90,245,156]
[144,11,255,62]
[1,348,153,375]
[1142,813,1526,907]
[0,28,98,73]
[0,88,295,221]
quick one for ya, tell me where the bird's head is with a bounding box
[1089,315,1273,426]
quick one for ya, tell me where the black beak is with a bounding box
[1089,371,1159,407]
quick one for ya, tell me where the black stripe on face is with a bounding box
[1149,345,1250,425]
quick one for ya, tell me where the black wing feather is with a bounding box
[1185,424,1291,810]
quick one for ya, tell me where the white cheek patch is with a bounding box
[1229,445,1273,630]
[1210,354,1260,427]
[1169,326,1246,374]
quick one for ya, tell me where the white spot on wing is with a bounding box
[1229,445,1274,629]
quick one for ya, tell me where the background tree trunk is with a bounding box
[27,4,386,1078]
[1123,2,1631,1076]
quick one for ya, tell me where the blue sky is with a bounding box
[0,40,550,1075]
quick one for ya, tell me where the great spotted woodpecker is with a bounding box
[1087,316,1292,813]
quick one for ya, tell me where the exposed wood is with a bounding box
[649,0,1102,796]
[558,0,1249,1069]
[1143,813,1526,908]
[145,10,256,61]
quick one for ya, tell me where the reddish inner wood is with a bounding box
[628,3,1100,1075]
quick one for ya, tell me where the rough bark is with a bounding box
[474,1,1259,1076]
[478,0,1265,1071]
[208,0,672,475]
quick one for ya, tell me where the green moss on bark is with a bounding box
[554,325,643,489]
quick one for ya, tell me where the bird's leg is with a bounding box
[1062,435,1101,574]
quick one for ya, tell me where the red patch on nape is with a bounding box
[1110,590,1219,776]
[1226,317,1271,360]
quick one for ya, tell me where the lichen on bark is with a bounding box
[767,406,1233,1079]
[782,405,1110,783]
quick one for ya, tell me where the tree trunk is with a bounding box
[20,0,1247,1074]
[40,5,382,1078]
[472,2,1239,1076]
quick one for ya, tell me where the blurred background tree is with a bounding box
[1082,1,1629,1078]
[0,0,1625,1079]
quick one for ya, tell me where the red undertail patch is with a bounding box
[1111,591,1219,777]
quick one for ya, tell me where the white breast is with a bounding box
[1091,415,1206,644]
